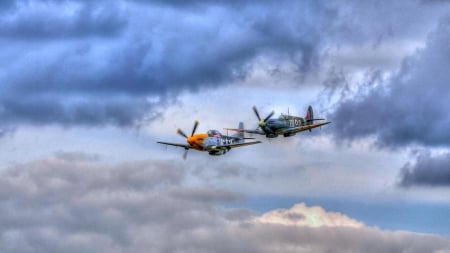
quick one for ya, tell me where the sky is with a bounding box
[1,0,450,252]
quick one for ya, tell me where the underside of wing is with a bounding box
[285,121,331,134]
[217,141,262,149]
[224,128,265,135]
[229,136,256,140]
[157,141,191,149]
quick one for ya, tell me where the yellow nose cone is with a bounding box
[259,120,266,127]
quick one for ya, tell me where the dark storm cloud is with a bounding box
[0,94,152,127]
[421,0,450,5]
[0,153,449,253]
[0,2,126,39]
[0,0,15,11]
[328,18,450,148]
[399,150,450,187]
[0,0,333,128]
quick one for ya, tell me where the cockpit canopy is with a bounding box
[207,129,222,137]
[279,114,290,120]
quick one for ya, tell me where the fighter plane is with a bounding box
[157,121,261,159]
[225,105,331,138]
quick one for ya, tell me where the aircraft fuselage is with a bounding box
[262,116,306,138]
[187,130,243,155]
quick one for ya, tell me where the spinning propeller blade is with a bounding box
[176,120,200,160]
[264,111,275,122]
[191,120,199,137]
[177,120,199,139]
[253,106,262,121]
[176,128,188,138]
[253,106,275,130]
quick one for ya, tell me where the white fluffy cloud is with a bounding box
[257,202,364,228]
[0,153,448,253]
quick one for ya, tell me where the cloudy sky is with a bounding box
[1,0,450,252]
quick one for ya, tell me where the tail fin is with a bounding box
[232,122,244,139]
[305,105,314,125]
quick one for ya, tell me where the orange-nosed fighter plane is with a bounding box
[157,121,261,159]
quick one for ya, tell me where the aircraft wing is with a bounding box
[224,128,266,135]
[157,141,191,149]
[283,121,331,134]
[216,141,262,149]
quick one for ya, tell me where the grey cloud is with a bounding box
[191,161,256,181]
[0,153,232,252]
[326,0,450,47]
[170,187,243,203]
[238,225,450,253]
[0,94,153,127]
[328,18,450,148]
[2,0,449,130]
[53,151,100,162]
[0,127,14,138]
[420,0,450,5]
[0,0,15,11]
[0,0,333,128]
[224,208,257,221]
[399,150,450,187]
[0,2,126,39]
[0,153,449,253]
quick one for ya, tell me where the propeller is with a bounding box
[252,106,274,130]
[191,120,199,137]
[263,110,275,123]
[253,106,262,121]
[182,149,188,160]
[176,120,199,139]
[176,128,188,138]
[176,120,200,160]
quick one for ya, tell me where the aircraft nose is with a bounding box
[187,135,204,148]
[187,136,195,145]
[258,120,266,127]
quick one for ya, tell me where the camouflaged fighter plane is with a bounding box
[225,105,331,138]
[157,121,261,159]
